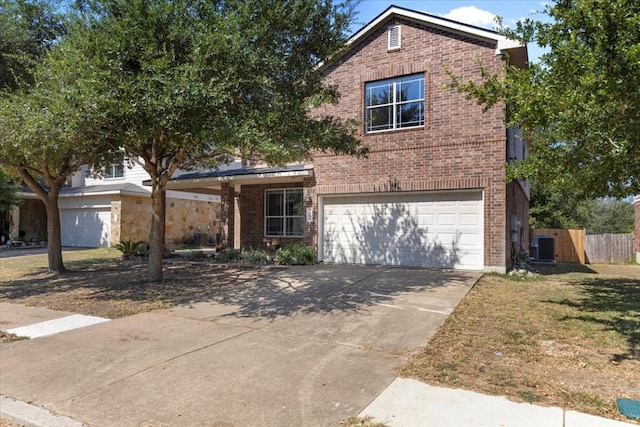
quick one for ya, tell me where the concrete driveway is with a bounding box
[0,264,480,426]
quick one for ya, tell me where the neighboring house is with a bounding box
[161,6,531,272]
[10,161,221,247]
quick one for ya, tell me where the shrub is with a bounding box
[275,243,317,265]
[217,247,242,263]
[114,240,147,258]
[187,250,208,261]
[243,249,271,265]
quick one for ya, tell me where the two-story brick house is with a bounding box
[163,5,530,272]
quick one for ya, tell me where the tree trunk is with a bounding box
[17,169,65,273]
[147,184,166,282]
[44,188,66,273]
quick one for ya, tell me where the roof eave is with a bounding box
[347,6,525,57]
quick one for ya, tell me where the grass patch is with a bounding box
[400,264,640,422]
[0,248,276,319]
[0,248,121,282]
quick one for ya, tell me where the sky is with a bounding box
[353,1,550,62]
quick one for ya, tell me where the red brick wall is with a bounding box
[312,18,513,269]
[239,182,305,250]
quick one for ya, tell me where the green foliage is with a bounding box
[583,198,634,234]
[0,1,107,273]
[243,249,271,265]
[114,240,147,257]
[450,0,640,198]
[275,243,317,265]
[0,170,21,212]
[58,0,365,281]
[0,0,67,90]
[529,185,591,229]
[187,250,207,261]
[530,185,634,234]
[217,248,242,263]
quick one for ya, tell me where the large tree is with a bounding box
[0,0,66,90]
[0,1,115,272]
[68,0,365,282]
[450,0,640,199]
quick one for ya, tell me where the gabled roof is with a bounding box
[349,5,525,59]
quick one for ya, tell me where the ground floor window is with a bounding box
[265,188,303,237]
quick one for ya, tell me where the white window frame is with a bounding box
[365,73,425,133]
[104,163,125,180]
[264,188,303,237]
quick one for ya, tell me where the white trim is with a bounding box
[166,190,220,203]
[349,6,522,55]
[317,195,325,261]
[165,169,312,188]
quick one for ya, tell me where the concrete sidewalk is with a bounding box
[1,265,635,426]
[360,378,634,426]
[0,266,478,426]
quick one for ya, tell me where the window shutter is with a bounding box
[388,25,401,50]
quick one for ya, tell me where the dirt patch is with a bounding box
[0,257,281,319]
[400,265,640,423]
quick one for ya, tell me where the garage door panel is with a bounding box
[60,209,111,247]
[321,192,483,270]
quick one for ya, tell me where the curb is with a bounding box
[0,396,84,427]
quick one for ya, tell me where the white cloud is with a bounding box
[443,6,496,28]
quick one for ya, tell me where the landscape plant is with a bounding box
[217,248,242,263]
[114,240,147,259]
[243,249,271,265]
[275,243,317,265]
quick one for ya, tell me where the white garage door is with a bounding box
[320,191,483,270]
[60,208,111,247]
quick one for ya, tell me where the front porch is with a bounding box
[164,165,316,251]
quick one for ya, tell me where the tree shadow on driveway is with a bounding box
[0,261,479,320]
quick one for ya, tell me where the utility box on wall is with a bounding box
[193,232,208,247]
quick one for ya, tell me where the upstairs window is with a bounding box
[365,74,425,133]
[104,163,125,179]
[265,188,303,237]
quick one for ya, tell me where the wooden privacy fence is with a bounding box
[533,229,585,264]
[533,229,634,264]
[584,233,634,264]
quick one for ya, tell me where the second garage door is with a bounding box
[320,191,483,270]
[60,208,111,247]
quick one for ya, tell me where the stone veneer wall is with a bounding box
[114,194,220,246]
[17,199,47,241]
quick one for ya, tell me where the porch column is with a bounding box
[10,206,20,240]
[233,189,241,249]
[220,182,235,248]
[302,176,317,247]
